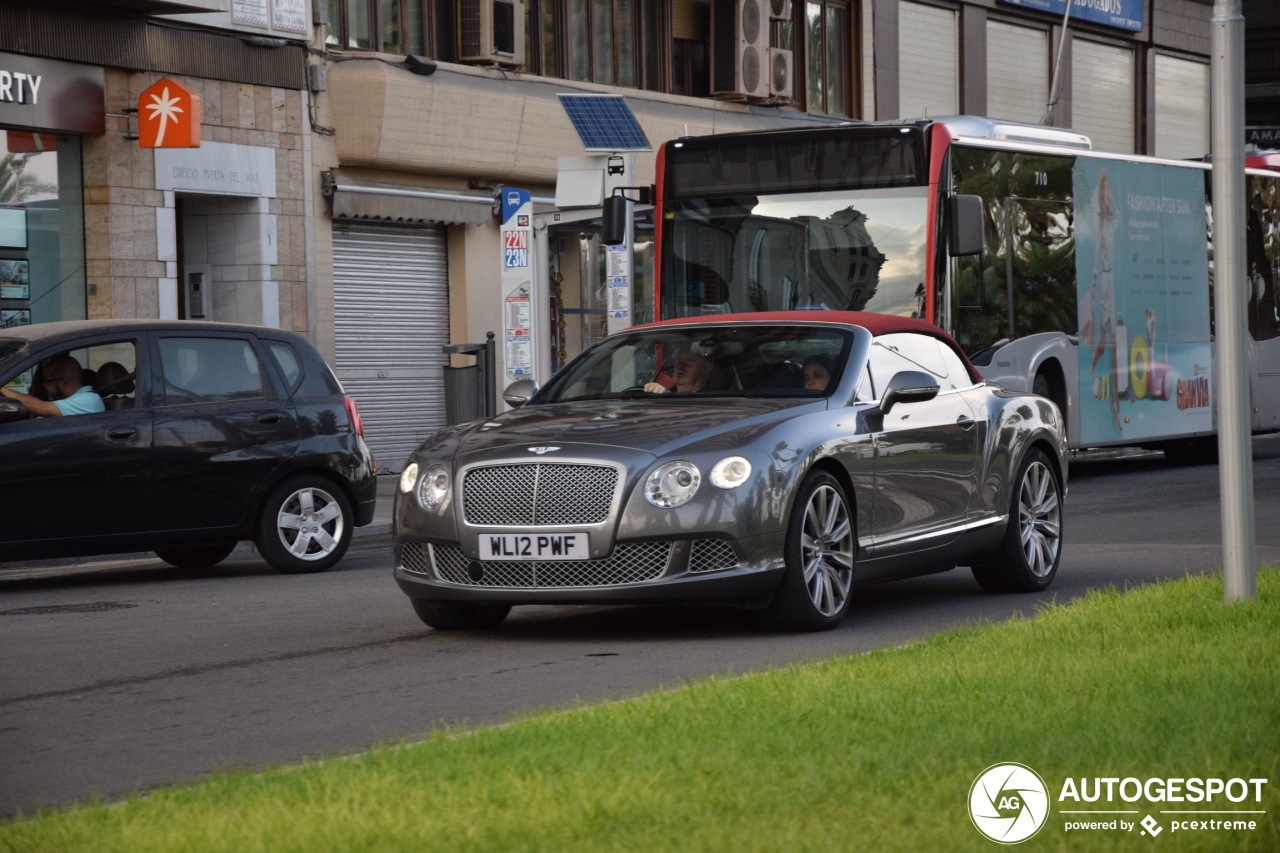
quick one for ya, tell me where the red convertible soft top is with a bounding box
[636,311,985,384]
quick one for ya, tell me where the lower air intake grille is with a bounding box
[688,539,740,574]
[401,542,432,574]
[430,542,669,588]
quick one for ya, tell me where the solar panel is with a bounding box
[557,94,651,152]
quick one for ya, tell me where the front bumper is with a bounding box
[393,532,786,607]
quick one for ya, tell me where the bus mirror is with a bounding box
[602,195,627,246]
[947,194,984,256]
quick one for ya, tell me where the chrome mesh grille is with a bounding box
[688,539,740,574]
[400,542,432,575]
[431,542,669,588]
[462,464,619,526]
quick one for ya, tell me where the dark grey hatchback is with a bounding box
[0,320,376,573]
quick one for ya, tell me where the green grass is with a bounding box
[3,570,1278,853]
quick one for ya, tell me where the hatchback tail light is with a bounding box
[343,395,365,437]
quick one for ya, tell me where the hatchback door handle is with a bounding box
[956,416,975,430]
[107,427,138,440]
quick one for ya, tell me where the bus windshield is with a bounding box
[661,187,929,319]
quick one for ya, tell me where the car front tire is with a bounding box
[763,470,855,631]
[154,542,237,569]
[411,599,511,630]
[972,447,1063,593]
[256,476,353,574]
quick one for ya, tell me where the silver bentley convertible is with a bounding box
[393,311,1066,631]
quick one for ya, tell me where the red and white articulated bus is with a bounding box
[647,115,1280,461]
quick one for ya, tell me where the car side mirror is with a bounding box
[878,370,940,415]
[947,194,984,257]
[0,398,27,424]
[503,379,539,408]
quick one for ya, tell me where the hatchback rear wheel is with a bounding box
[256,476,353,574]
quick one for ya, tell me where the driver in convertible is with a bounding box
[644,347,713,394]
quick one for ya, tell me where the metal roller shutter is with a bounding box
[898,2,958,119]
[1072,39,1135,154]
[1154,55,1209,160]
[987,20,1048,126]
[333,222,449,473]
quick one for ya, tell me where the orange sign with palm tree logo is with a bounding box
[138,78,201,149]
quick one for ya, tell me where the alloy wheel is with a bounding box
[800,483,855,617]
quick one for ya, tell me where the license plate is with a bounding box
[479,533,588,561]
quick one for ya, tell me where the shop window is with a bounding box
[0,133,86,327]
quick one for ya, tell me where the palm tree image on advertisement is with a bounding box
[0,153,57,204]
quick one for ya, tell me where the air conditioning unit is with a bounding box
[769,47,793,99]
[767,0,790,21]
[459,0,526,66]
[712,0,769,100]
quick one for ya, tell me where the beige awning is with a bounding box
[323,174,495,226]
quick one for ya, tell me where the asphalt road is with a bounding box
[2,436,1279,817]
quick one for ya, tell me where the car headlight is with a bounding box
[399,463,420,494]
[645,460,701,508]
[416,465,450,512]
[710,456,752,489]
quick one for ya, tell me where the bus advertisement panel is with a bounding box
[645,117,1280,456]
[1073,159,1212,445]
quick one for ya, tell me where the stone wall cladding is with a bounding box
[84,68,307,332]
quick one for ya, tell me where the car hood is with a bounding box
[424,398,822,463]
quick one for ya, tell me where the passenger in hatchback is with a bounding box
[1,354,106,417]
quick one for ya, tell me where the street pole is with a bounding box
[1210,0,1257,601]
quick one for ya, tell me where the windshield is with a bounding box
[661,188,929,320]
[538,325,852,403]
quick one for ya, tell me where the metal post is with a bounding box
[1041,0,1073,125]
[1211,0,1256,600]
[533,216,553,383]
[483,331,496,418]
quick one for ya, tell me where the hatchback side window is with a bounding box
[158,337,266,405]
[2,340,141,415]
[266,342,303,395]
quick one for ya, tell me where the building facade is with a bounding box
[0,0,1264,469]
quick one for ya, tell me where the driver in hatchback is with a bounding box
[1,354,106,417]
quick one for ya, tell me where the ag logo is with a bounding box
[969,763,1050,844]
